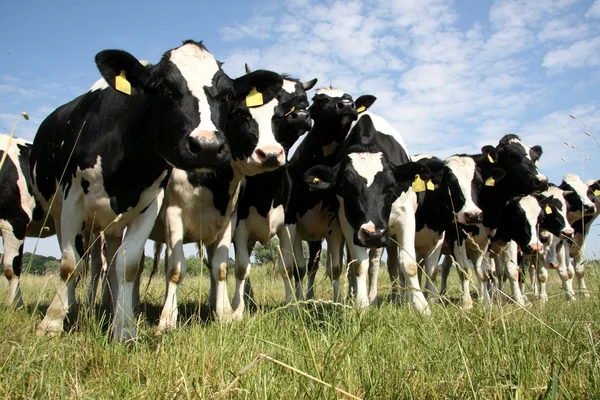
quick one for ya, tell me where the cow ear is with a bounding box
[95,50,151,93]
[481,145,498,164]
[355,95,377,113]
[482,167,506,183]
[302,78,318,91]
[530,145,543,162]
[231,70,283,105]
[304,164,338,190]
[393,162,431,183]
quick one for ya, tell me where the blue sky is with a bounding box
[1,0,600,260]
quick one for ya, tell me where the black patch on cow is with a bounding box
[12,244,24,276]
[81,178,89,194]
[186,166,235,216]
[81,221,86,232]
[415,157,450,234]
[75,234,84,258]
[0,151,30,240]
[236,167,291,222]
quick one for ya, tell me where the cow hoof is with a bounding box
[36,319,63,337]
[539,295,548,304]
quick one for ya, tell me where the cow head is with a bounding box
[303,114,429,248]
[218,69,290,176]
[95,40,233,173]
[442,146,505,225]
[245,64,317,152]
[309,88,376,153]
[495,134,548,196]
[535,185,574,239]
[505,195,544,255]
[559,174,597,221]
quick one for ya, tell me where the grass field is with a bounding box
[1,262,599,399]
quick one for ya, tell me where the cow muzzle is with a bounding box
[186,130,230,167]
[356,223,389,248]
[253,145,285,169]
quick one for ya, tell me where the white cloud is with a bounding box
[587,0,600,18]
[538,18,591,42]
[543,35,600,72]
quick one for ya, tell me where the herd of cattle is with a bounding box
[1,40,598,342]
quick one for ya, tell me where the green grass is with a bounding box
[1,263,599,399]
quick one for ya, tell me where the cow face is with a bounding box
[496,134,548,196]
[95,40,233,173]
[309,89,376,149]
[304,154,429,248]
[587,179,600,208]
[273,76,318,152]
[559,174,597,220]
[507,196,544,255]
[219,70,287,176]
[536,186,574,239]
[442,149,505,225]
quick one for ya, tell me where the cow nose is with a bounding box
[186,132,229,161]
[357,224,388,248]
[584,204,596,214]
[255,145,284,168]
[290,109,309,121]
[464,210,483,224]
[336,100,354,111]
[561,227,574,238]
[528,242,544,254]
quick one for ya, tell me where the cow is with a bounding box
[149,71,318,332]
[0,134,56,307]
[284,88,376,304]
[30,40,268,341]
[560,175,599,298]
[231,67,317,315]
[413,149,505,304]
[303,111,432,313]
[440,134,548,308]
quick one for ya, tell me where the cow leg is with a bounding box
[132,253,144,312]
[100,235,121,312]
[387,242,401,303]
[503,241,526,306]
[537,266,549,303]
[306,241,322,300]
[277,224,300,303]
[291,230,306,301]
[452,243,473,309]
[232,223,252,319]
[2,230,25,308]
[439,255,452,298]
[471,251,491,306]
[158,206,186,333]
[86,233,103,308]
[393,214,430,315]
[36,201,86,336]
[422,237,443,303]
[207,217,235,321]
[572,252,590,298]
[325,228,344,303]
[528,260,539,298]
[556,242,576,301]
[113,194,163,342]
[367,248,383,305]
[346,243,370,309]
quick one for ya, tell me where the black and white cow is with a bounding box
[559,175,599,297]
[31,40,266,341]
[231,68,317,315]
[413,149,505,303]
[0,134,56,307]
[149,71,318,332]
[304,111,431,313]
[441,134,548,308]
[284,88,376,303]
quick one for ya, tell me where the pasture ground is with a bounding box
[1,262,599,399]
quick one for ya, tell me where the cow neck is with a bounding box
[236,167,291,221]
[185,164,240,217]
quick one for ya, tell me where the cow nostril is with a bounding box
[187,136,202,154]
[336,102,345,110]
[256,149,267,161]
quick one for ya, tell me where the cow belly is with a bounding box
[244,205,284,245]
[415,226,443,254]
[297,202,336,240]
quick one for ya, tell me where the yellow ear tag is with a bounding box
[545,204,553,215]
[485,176,495,187]
[487,153,494,163]
[115,70,131,95]
[594,189,600,196]
[412,175,426,193]
[313,177,320,184]
[426,179,435,191]
[246,87,263,107]
[356,105,366,113]
[284,106,295,117]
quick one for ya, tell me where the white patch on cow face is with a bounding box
[519,195,542,249]
[282,79,297,94]
[350,112,409,153]
[410,154,434,162]
[235,99,285,175]
[169,43,221,134]
[445,156,481,224]
[564,174,596,210]
[348,152,383,187]
[89,78,109,92]
[315,88,345,98]
[509,137,546,181]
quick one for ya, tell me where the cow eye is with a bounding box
[231,109,249,120]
